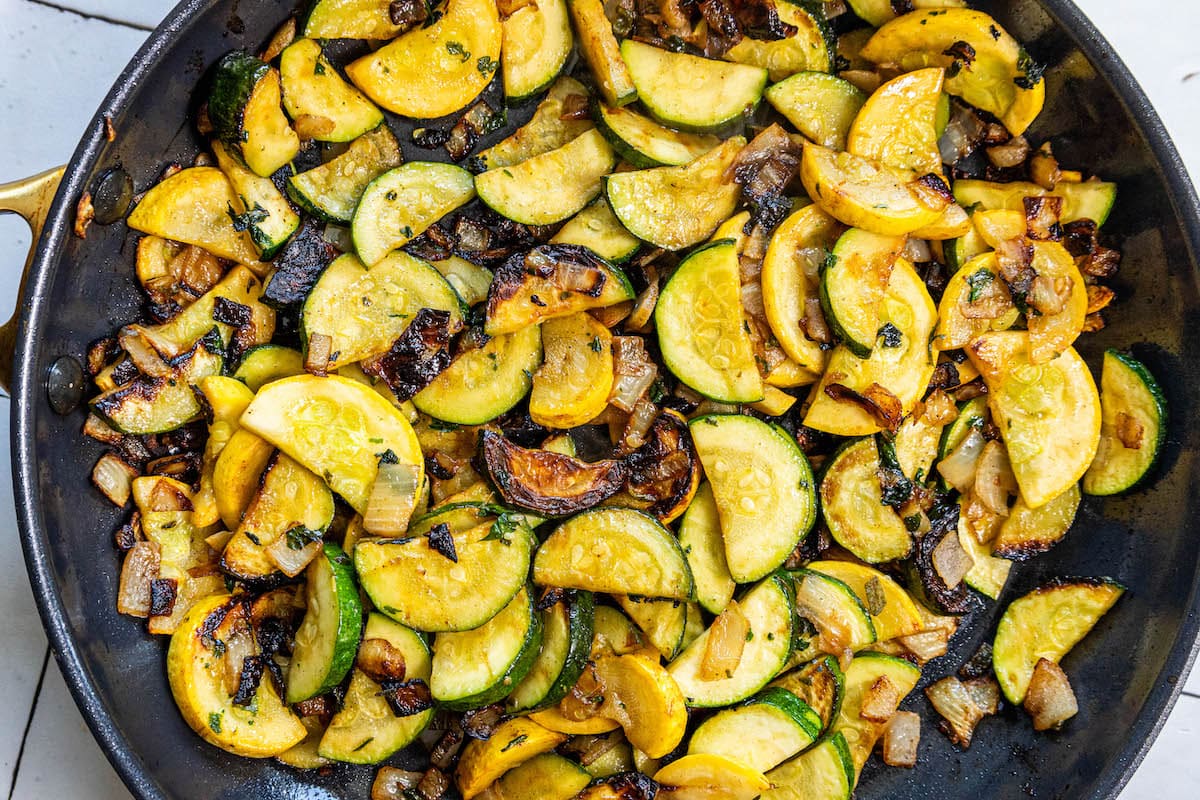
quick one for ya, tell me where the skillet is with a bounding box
[3,0,1200,798]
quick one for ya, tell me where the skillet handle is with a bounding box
[0,166,66,394]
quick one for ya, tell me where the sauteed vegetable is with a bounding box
[80,0,1165,797]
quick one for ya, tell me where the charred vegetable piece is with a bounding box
[279,38,383,143]
[207,51,300,177]
[615,409,701,524]
[1083,351,1167,496]
[481,430,626,517]
[261,220,338,308]
[724,0,833,80]
[502,0,573,101]
[90,338,224,435]
[360,308,455,401]
[906,501,974,615]
[769,654,846,735]
[287,124,403,224]
[568,0,637,106]
[992,484,1081,561]
[953,179,1118,228]
[477,76,595,169]
[485,244,634,336]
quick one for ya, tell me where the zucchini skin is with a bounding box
[208,51,271,149]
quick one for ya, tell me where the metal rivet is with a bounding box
[91,167,133,225]
[46,356,85,416]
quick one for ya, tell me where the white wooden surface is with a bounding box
[0,0,1197,797]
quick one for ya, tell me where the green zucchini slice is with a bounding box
[550,199,641,263]
[507,590,595,712]
[689,687,822,772]
[568,0,637,106]
[656,242,762,403]
[958,518,1012,601]
[533,507,693,599]
[820,227,906,358]
[501,0,573,101]
[475,128,615,226]
[620,40,767,132]
[834,652,921,777]
[769,655,846,735]
[993,578,1124,704]
[352,162,476,266]
[992,483,1081,561]
[300,252,466,371]
[286,543,363,702]
[210,141,300,259]
[287,124,403,223]
[761,732,855,800]
[478,76,595,169]
[765,72,865,151]
[789,569,876,663]
[280,38,383,143]
[302,0,412,39]
[430,256,494,307]
[689,415,817,583]
[678,482,736,615]
[668,574,795,708]
[606,137,744,251]
[208,51,300,177]
[953,179,1118,226]
[411,324,543,425]
[90,338,224,435]
[614,595,690,660]
[1083,350,1167,495]
[593,101,720,168]
[430,586,542,710]
[233,344,305,391]
[725,0,833,80]
[318,614,433,764]
[355,521,535,632]
[820,437,913,563]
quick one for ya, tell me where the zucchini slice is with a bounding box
[790,569,877,662]
[614,595,690,660]
[167,595,306,758]
[457,717,567,798]
[1083,350,1167,495]
[352,162,476,266]
[431,586,542,709]
[345,0,502,118]
[820,227,906,358]
[958,516,1012,601]
[806,560,923,642]
[240,374,425,514]
[430,256,494,307]
[765,71,865,151]
[501,0,573,102]
[478,76,594,169]
[833,652,921,777]
[819,438,912,564]
[355,521,534,632]
[620,40,767,132]
[668,574,795,708]
[475,128,615,225]
[595,653,690,758]
[550,198,641,263]
[210,141,299,259]
[485,244,634,336]
[689,688,822,772]
[127,166,263,268]
[507,590,595,712]
[593,101,720,168]
[953,179,1118,227]
[530,312,614,429]
[232,344,305,391]
[761,203,843,373]
[1026,241,1089,365]
[804,259,937,436]
[318,614,434,763]
[769,654,846,735]
[411,324,543,424]
[724,0,833,80]
[993,578,1124,704]
[568,0,637,106]
[689,415,817,582]
[847,67,945,175]
[287,124,403,223]
[652,754,770,796]
[478,753,591,800]
[591,604,661,661]
[656,241,762,403]
[302,0,412,39]
[533,507,693,599]
[861,9,1044,136]
[90,339,224,435]
[208,51,300,177]
[301,251,466,370]
[967,333,1101,508]
[286,543,363,702]
[800,144,951,236]
[992,483,1081,561]
[606,137,744,250]
[213,429,275,530]
[678,482,736,615]
[761,732,855,800]
[279,38,383,143]
[221,453,336,580]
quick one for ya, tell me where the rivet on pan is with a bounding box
[46,356,85,416]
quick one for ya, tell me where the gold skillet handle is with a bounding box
[0,166,66,394]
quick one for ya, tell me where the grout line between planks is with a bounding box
[22,0,155,31]
[6,647,50,800]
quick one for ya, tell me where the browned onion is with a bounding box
[931,527,974,590]
[974,440,1017,515]
[986,135,1031,169]
[625,267,660,331]
[305,333,332,376]
[116,541,160,617]
[265,533,323,577]
[92,452,138,507]
[699,600,749,681]
[620,396,659,453]
[882,710,921,768]
[609,336,657,413]
[119,328,171,378]
[925,676,985,748]
[1024,658,1078,731]
[937,428,986,492]
[372,767,423,800]
[363,462,421,536]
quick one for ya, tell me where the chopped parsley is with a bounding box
[226,202,268,232]
[477,55,499,76]
[446,41,471,62]
[966,268,994,302]
[285,526,323,551]
[500,734,528,752]
[208,712,223,734]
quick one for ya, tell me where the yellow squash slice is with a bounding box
[530,312,614,429]
[847,67,946,175]
[654,753,770,800]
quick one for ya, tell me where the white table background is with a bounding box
[0,0,1197,796]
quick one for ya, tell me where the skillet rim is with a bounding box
[11,1,1200,798]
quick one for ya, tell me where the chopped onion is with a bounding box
[740,281,766,321]
[1030,143,1062,190]
[625,267,660,331]
[372,767,423,800]
[922,389,958,426]
[859,675,901,722]
[293,114,336,141]
[222,627,257,698]
[259,16,296,61]
[364,462,421,536]
[357,638,408,683]
[903,238,932,264]
[620,396,658,453]
[882,710,921,768]
[938,104,986,165]
[925,676,985,748]
[143,476,193,512]
[1024,658,1078,731]
[116,541,160,617]
[963,677,1001,716]
[84,413,124,444]
[937,428,986,492]
[609,336,657,413]
[417,767,450,800]
[323,224,354,252]
[931,527,974,590]
[896,629,951,663]
[265,532,323,577]
[700,601,749,681]
[92,452,138,507]
[974,440,1017,515]
[589,301,634,328]
[986,135,1031,169]
[305,333,332,376]
[802,296,831,344]
[1028,273,1071,315]
[205,530,233,553]
[119,327,170,377]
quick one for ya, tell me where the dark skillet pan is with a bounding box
[4,0,1199,798]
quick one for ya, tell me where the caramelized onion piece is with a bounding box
[1024,658,1078,731]
[699,600,749,681]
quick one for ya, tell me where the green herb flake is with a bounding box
[966,268,994,303]
[208,712,223,734]
[500,734,528,753]
[588,336,603,353]
[477,55,499,76]
[313,60,326,76]
[286,526,322,551]
[446,41,471,62]
[864,576,887,616]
